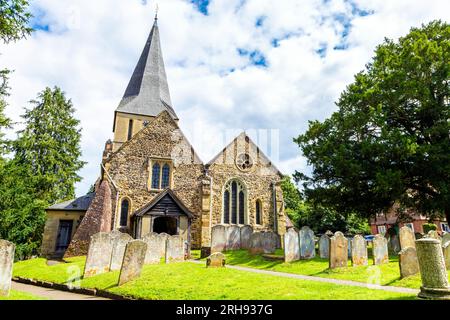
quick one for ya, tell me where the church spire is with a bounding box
[115,14,178,120]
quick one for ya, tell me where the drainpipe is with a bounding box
[272,181,278,234]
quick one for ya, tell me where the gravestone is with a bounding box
[398,247,419,278]
[319,234,330,259]
[226,225,241,250]
[262,231,277,254]
[299,226,315,259]
[142,232,166,264]
[211,225,227,253]
[372,234,389,265]
[206,252,226,268]
[284,228,300,263]
[84,232,113,278]
[399,226,416,250]
[351,235,368,266]
[166,235,184,263]
[426,230,441,242]
[0,240,15,297]
[118,240,147,286]
[329,232,348,269]
[443,234,450,270]
[388,234,401,255]
[416,238,450,299]
[240,226,253,250]
[249,232,264,255]
[110,232,133,271]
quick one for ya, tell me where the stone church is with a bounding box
[41,17,287,259]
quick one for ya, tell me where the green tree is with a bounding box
[14,87,86,205]
[294,21,450,222]
[0,0,32,44]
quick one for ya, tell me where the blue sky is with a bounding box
[1,0,450,198]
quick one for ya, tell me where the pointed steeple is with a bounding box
[116,16,178,120]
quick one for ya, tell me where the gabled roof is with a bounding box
[206,132,284,177]
[115,17,178,121]
[47,193,95,211]
[134,188,194,218]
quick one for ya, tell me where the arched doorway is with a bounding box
[153,216,178,235]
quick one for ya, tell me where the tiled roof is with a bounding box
[47,193,95,211]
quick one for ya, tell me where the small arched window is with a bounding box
[127,119,134,141]
[223,179,247,225]
[256,200,262,225]
[161,164,170,189]
[120,199,129,227]
[151,163,160,189]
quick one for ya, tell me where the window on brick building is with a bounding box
[223,179,247,225]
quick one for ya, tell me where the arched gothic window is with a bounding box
[151,163,161,189]
[161,164,170,189]
[256,200,262,225]
[150,161,172,190]
[223,179,247,225]
[120,199,130,227]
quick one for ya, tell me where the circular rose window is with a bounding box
[236,153,254,171]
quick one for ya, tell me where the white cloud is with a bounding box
[1,0,449,196]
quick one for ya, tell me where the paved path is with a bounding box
[189,260,419,294]
[12,281,110,300]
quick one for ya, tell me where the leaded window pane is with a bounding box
[231,181,237,224]
[152,163,160,189]
[239,191,245,224]
[120,199,129,227]
[224,190,230,224]
[161,164,170,189]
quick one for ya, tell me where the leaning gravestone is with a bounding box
[240,226,253,250]
[351,235,368,266]
[416,238,450,299]
[0,240,15,297]
[110,232,133,271]
[262,231,277,254]
[249,232,264,255]
[118,240,147,286]
[142,232,166,264]
[284,228,300,263]
[443,234,450,270]
[373,234,389,265]
[299,226,315,259]
[399,226,416,250]
[211,225,227,253]
[226,225,241,251]
[319,234,330,259]
[206,252,226,268]
[84,232,113,278]
[166,235,185,263]
[399,247,419,278]
[388,234,401,255]
[329,232,348,269]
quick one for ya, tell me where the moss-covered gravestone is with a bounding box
[416,238,450,300]
[211,225,227,253]
[351,235,368,266]
[142,232,167,264]
[240,225,253,250]
[329,232,348,269]
[399,247,419,278]
[373,234,389,265]
[166,235,185,263]
[206,252,226,268]
[226,225,241,251]
[262,231,277,254]
[249,232,264,255]
[399,226,416,250]
[443,234,450,270]
[110,232,133,271]
[0,240,15,297]
[84,232,113,278]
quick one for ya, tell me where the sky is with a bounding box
[1,0,450,198]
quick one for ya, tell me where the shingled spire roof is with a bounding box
[115,15,178,120]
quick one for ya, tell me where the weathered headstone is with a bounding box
[226,225,241,251]
[84,232,113,278]
[443,234,450,270]
[388,234,401,255]
[329,232,348,269]
[211,225,227,253]
[142,232,166,264]
[0,240,15,297]
[426,230,441,242]
[416,238,450,299]
[110,232,133,271]
[249,232,264,255]
[399,226,416,250]
[262,231,277,254]
[398,247,419,278]
[299,226,315,259]
[206,252,226,268]
[166,235,184,263]
[284,228,300,263]
[351,235,368,266]
[118,240,147,286]
[373,234,389,265]
[319,234,330,259]
[240,225,253,250]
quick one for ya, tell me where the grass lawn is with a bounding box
[13,257,416,300]
[0,290,46,300]
[201,249,450,289]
